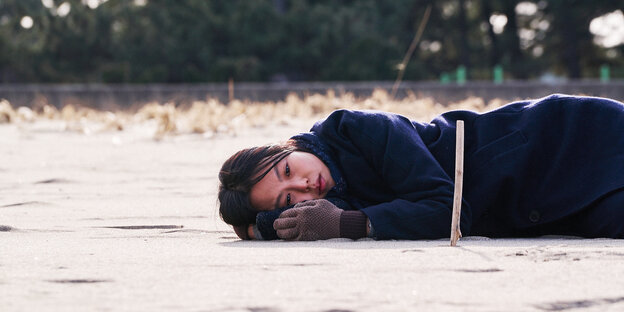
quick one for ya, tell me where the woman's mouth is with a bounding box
[317,174,325,196]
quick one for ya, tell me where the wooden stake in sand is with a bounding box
[228,77,234,103]
[450,120,465,247]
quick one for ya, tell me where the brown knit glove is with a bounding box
[273,199,342,241]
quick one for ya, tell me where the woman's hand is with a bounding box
[233,225,253,240]
[247,224,255,239]
[273,199,342,241]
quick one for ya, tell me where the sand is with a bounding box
[2,119,624,312]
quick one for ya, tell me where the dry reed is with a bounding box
[0,89,508,139]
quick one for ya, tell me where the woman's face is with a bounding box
[249,151,336,211]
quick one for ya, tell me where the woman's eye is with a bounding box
[285,164,290,177]
[286,193,291,205]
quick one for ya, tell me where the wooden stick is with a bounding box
[390,5,431,100]
[228,77,234,103]
[450,120,465,246]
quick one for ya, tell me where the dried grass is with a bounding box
[0,89,507,139]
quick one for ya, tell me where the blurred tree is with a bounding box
[499,0,529,79]
[0,0,622,83]
[0,0,48,82]
[480,0,500,67]
[35,0,115,82]
[542,1,624,78]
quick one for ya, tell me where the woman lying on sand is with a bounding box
[218,94,624,241]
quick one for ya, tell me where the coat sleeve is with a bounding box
[312,110,472,240]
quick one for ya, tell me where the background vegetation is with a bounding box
[0,0,622,83]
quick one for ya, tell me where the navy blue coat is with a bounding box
[308,94,624,239]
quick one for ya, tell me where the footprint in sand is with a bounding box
[47,279,112,284]
[0,225,16,232]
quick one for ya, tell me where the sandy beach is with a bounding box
[2,113,624,312]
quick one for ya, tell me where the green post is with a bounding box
[493,65,503,84]
[600,64,610,83]
[456,65,466,85]
[440,72,451,84]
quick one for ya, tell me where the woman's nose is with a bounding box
[290,178,309,192]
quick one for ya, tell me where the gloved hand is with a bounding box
[273,199,342,241]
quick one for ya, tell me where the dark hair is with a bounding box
[218,141,299,226]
